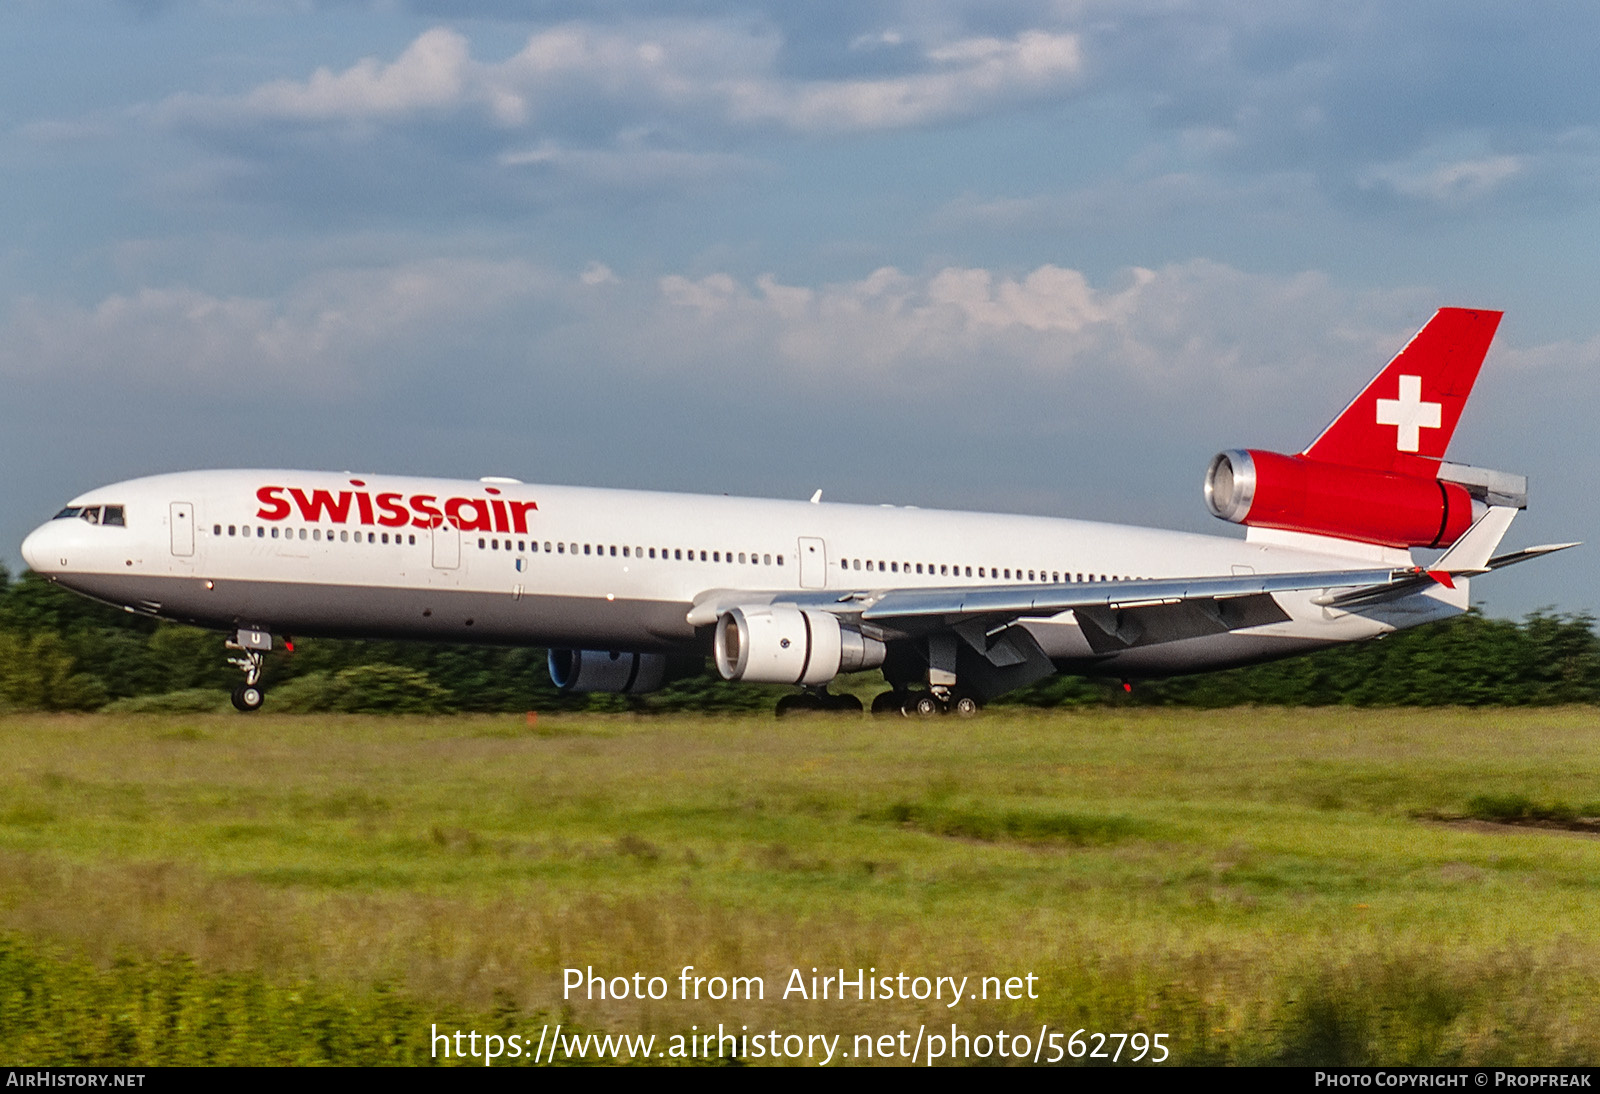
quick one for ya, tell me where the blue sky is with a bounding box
[3,1,1595,618]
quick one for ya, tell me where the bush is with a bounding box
[262,671,341,713]
[101,689,228,714]
[0,633,108,711]
[1465,794,1580,823]
[329,664,451,714]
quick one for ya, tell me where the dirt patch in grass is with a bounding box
[867,801,1153,845]
[1424,815,1600,839]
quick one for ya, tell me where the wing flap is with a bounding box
[859,567,1400,624]
[1074,593,1291,653]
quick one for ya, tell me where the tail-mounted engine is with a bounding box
[1204,448,1484,549]
[714,606,885,685]
[548,648,668,694]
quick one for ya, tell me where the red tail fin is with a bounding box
[1302,308,1502,475]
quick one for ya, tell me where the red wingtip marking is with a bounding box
[1426,571,1455,589]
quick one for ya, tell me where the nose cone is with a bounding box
[21,521,60,574]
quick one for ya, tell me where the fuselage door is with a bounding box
[432,523,460,569]
[169,502,194,557]
[798,536,827,589]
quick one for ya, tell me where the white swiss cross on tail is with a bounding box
[1301,307,1498,472]
[1374,374,1441,453]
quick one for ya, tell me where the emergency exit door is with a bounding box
[169,502,194,557]
[798,536,827,589]
[432,523,460,569]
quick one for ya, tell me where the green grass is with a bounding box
[4,707,1600,1064]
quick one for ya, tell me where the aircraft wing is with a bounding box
[854,567,1408,656]
[686,509,1575,659]
[857,567,1400,625]
[857,505,1574,639]
[689,565,1405,660]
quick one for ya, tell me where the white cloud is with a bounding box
[849,30,906,52]
[1497,330,1600,377]
[239,27,472,122]
[39,6,1600,222]
[932,171,1322,237]
[0,257,1476,436]
[721,30,1082,131]
[1,258,558,393]
[641,260,1423,411]
[497,141,757,189]
[923,264,1140,332]
[161,22,1082,136]
[1360,149,1525,205]
[579,261,619,287]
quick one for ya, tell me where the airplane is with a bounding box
[19,307,1575,716]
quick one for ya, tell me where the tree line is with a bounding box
[1,564,1596,712]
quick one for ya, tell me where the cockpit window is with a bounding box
[51,505,125,526]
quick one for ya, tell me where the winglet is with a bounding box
[1432,505,1518,574]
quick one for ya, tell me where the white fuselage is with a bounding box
[20,469,1466,677]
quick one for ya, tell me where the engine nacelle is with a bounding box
[548,649,668,694]
[713,606,885,685]
[1205,449,1475,549]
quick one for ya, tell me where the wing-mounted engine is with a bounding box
[713,606,885,685]
[548,648,669,694]
[1204,448,1478,549]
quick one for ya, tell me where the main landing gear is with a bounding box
[774,689,864,717]
[861,636,984,718]
[226,628,272,713]
[869,689,982,718]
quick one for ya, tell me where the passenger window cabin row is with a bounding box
[202,524,1130,584]
[837,557,1138,583]
[212,523,416,545]
[475,539,784,567]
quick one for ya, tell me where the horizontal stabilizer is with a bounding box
[1487,542,1581,570]
[1316,525,1576,612]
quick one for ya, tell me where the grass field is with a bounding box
[4,706,1600,1065]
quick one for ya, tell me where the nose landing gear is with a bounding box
[226,628,272,713]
